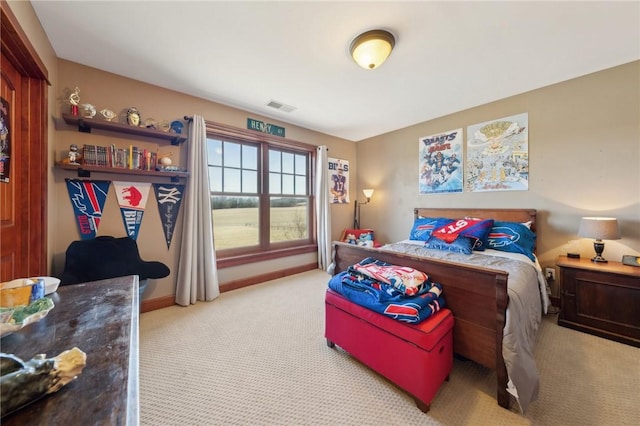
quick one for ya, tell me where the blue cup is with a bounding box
[30,278,45,302]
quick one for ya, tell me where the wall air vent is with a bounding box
[266,100,296,113]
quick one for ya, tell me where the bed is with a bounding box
[330,208,549,413]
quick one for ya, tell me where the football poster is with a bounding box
[419,129,463,194]
[328,157,349,203]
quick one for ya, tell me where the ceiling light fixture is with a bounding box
[350,29,395,70]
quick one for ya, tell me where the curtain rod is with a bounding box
[183,115,193,122]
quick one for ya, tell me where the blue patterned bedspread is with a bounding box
[328,257,445,324]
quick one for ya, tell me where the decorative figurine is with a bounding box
[80,103,96,118]
[99,108,117,122]
[159,120,171,132]
[126,108,141,126]
[144,118,157,130]
[69,87,80,116]
[68,144,80,164]
[169,120,183,134]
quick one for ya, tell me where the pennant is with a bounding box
[153,183,185,249]
[65,179,111,240]
[113,181,151,240]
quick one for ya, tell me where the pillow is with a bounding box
[487,221,536,261]
[458,218,495,251]
[409,217,445,241]
[429,218,494,251]
[425,232,475,254]
[423,218,475,254]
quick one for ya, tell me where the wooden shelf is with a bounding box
[62,113,187,145]
[57,162,188,182]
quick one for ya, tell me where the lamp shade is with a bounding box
[350,30,395,70]
[578,217,620,240]
[362,188,374,199]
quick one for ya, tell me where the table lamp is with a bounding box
[578,217,620,263]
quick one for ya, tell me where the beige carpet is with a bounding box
[139,269,640,425]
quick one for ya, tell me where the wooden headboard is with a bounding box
[414,207,537,249]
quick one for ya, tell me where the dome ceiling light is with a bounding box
[349,29,396,70]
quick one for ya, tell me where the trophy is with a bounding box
[69,87,80,116]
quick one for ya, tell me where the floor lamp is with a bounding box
[353,189,374,229]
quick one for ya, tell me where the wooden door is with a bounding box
[0,2,49,281]
[0,53,25,280]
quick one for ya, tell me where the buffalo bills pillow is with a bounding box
[487,221,536,261]
[409,217,446,241]
[427,218,495,251]
[459,218,495,251]
[423,218,476,254]
[425,233,475,254]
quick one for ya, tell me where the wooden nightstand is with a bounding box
[557,255,640,347]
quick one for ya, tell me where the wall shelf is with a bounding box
[57,162,188,183]
[62,113,187,145]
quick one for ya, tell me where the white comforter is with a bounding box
[380,240,550,413]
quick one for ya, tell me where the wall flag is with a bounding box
[113,181,151,240]
[153,183,184,249]
[65,179,111,239]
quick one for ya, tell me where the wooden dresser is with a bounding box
[557,255,640,347]
[1,275,139,425]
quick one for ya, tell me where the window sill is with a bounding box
[216,244,317,269]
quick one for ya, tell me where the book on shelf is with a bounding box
[78,143,159,171]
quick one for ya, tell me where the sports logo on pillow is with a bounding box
[409,217,445,241]
[487,221,536,261]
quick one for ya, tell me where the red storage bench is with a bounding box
[325,288,454,413]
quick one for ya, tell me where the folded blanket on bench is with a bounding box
[328,257,445,324]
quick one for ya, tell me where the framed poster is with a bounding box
[419,129,463,194]
[0,97,11,183]
[466,113,528,192]
[328,157,349,203]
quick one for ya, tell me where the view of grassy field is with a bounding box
[212,206,308,249]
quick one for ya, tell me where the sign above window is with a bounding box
[247,118,285,137]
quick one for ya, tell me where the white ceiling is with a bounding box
[31,1,639,142]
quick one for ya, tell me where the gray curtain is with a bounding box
[315,146,332,273]
[175,115,220,306]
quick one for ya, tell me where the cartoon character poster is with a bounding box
[328,157,349,203]
[466,113,529,192]
[65,179,111,239]
[113,181,152,240]
[0,97,11,183]
[419,129,463,194]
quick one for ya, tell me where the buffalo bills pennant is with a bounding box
[65,179,111,240]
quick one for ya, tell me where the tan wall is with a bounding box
[51,60,355,300]
[355,61,640,274]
